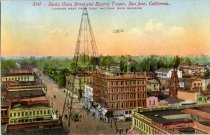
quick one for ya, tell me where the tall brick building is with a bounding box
[92,71,147,115]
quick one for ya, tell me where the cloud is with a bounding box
[144,19,163,34]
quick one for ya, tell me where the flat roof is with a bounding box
[140,109,191,124]
[2,73,34,77]
[11,103,49,109]
[6,90,45,99]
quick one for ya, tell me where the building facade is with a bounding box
[146,79,160,92]
[155,68,182,78]
[146,96,159,108]
[132,107,199,134]
[9,103,57,125]
[66,72,92,96]
[2,74,35,82]
[92,71,147,115]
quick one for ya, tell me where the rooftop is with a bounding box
[6,90,45,99]
[140,109,191,124]
[11,102,49,109]
[148,79,159,84]
[155,68,170,73]
[2,73,34,77]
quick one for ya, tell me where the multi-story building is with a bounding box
[155,68,182,78]
[66,71,92,96]
[146,79,160,92]
[92,71,147,116]
[2,73,36,82]
[179,65,208,76]
[1,67,59,132]
[1,100,9,124]
[7,97,59,132]
[5,81,47,94]
[10,68,34,74]
[132,107,210,134]
[83,84,93,109]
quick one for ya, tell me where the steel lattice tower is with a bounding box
[61,8,98,132]
[74,7,99,67]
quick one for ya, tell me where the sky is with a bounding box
[1,0,210,56]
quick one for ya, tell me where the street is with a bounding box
[34,68,129,134]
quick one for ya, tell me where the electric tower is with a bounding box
[61,7,99,132]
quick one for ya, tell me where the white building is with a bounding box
[83,84,93,109]
[155,68,182,78]
[84,84,93,101]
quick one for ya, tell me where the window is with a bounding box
[37,111,39,115]
[40,110,42,115]
[116,82,118,85]
[25,112,28,116]
[143,101,146,106]
[30,111,32,115]
[18,112,20,117]
[33,111,35,115]
[44,110,46,114]
[121,82,123,85]
[10,113,12,117]
[48,110,50,114]
[22,112,24,116]
[130,102,132,107]
[14,113,16,117]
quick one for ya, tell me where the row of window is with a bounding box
[108,93,146,101]
[134,119,150,134]
[3,76,32,81]
[148,100,156,106]
[193,82,202,86]
[108,87,146,93]
[109,101,146,109]
[10,110,51,118]
[10,117,51,124]
[157,73,168,77]
[110,80,146,86]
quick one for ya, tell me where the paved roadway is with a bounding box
[34,68,126,134]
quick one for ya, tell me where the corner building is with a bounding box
[92,71,147,115]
